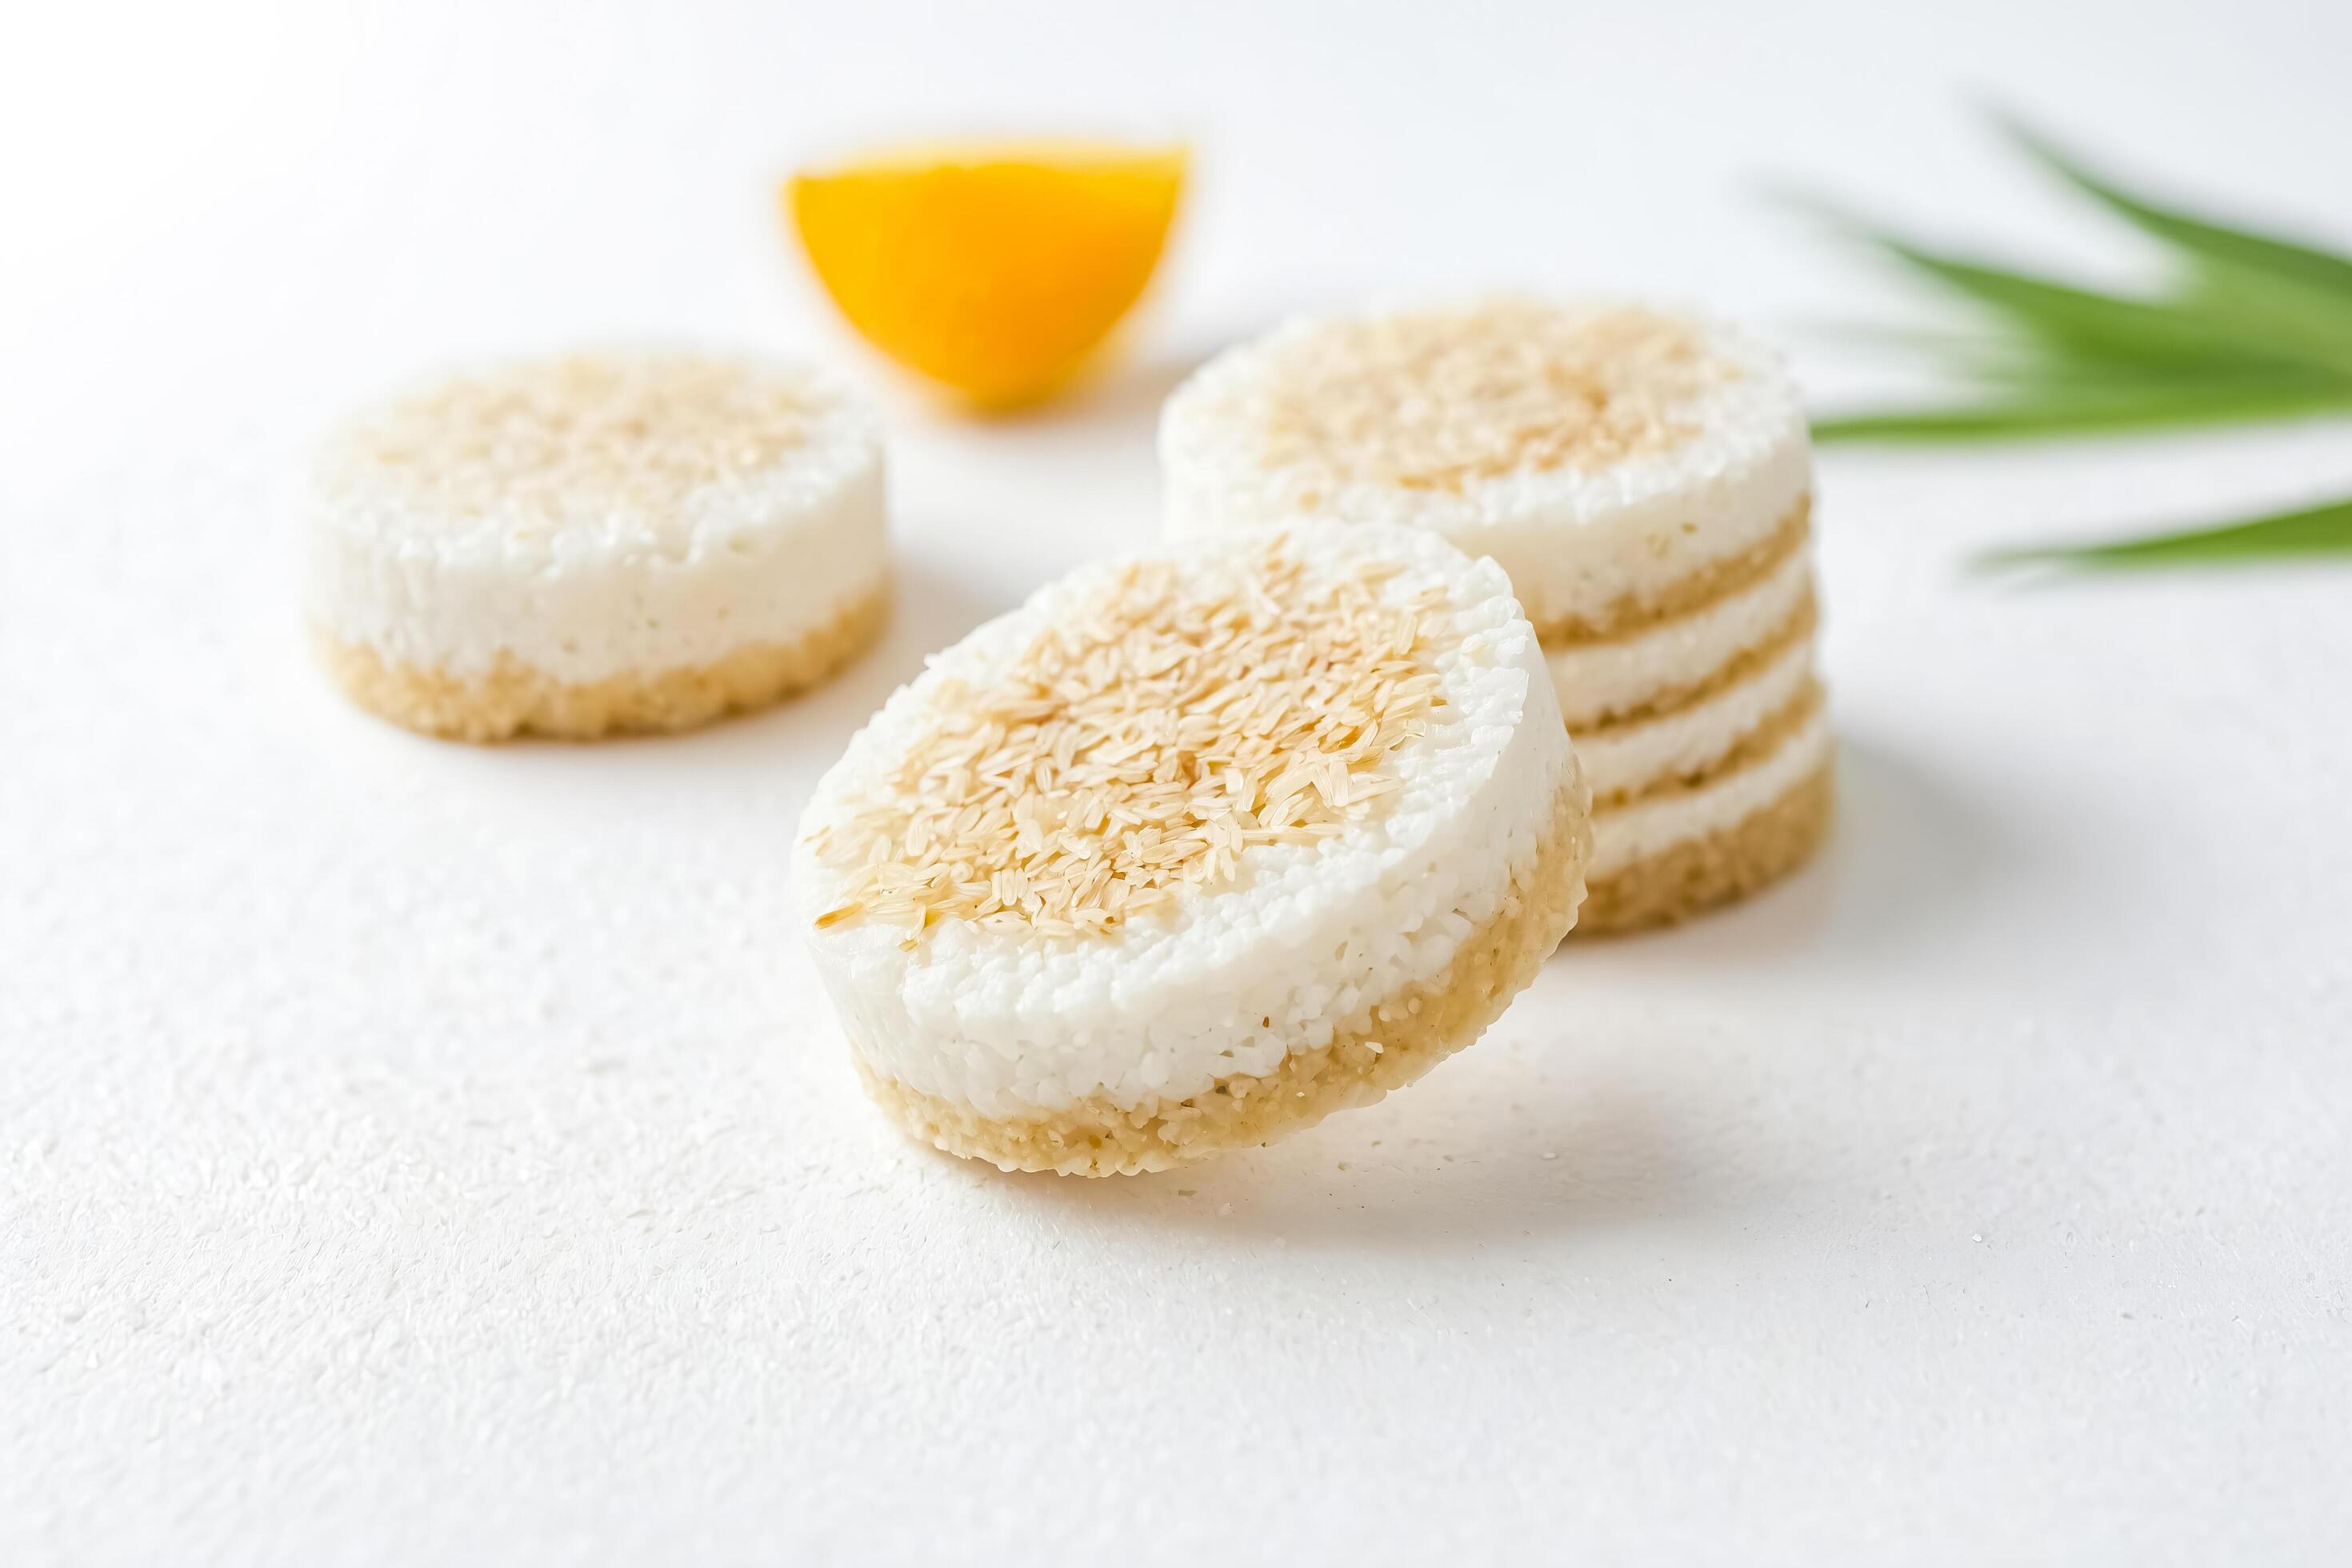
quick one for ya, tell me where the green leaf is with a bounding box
[1790,133,2352,575]
[2170,256,2352,374]
[2001,117,2352,298]
[1785,201,2272,366]
[1998,120,2352,370]
[1887,239,2352,380]
[1813,374,2352,442]
[1783,194,2352,383]
[1976,495,2352,570]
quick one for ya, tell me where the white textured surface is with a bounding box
[1545,541,1815,724]
[6,1,2351,1564]
[1588,708,1833,877]
[1576,632,1816,802]
[795,521,1570,1117]
[306,351,890,681]
[1159,301,1813,628]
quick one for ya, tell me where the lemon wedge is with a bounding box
[788,141,1185,410]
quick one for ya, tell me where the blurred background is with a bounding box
[10,0,2350,436]
[6,4,2351,1562]
[11,0,2350,622]
[11,0,2350,730]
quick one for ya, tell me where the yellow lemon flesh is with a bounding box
[789,142,1185,410]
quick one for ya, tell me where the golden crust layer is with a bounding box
[857,776,1593,1177]
[1530,496,1810,646]
[1570,589,1818,737]
[1590,679,1824,812]
[315,578,888,742]
[1575,758,1832,935]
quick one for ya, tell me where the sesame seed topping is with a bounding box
[1248,302,1733,494]
[810,538,1453,943]
[318,353,814,538]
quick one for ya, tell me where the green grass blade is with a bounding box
[1785,194,2352,378]
[2002,117,2352,298]
[1976,495,2352,569]
[2172,256,2352,370]
[1852,239,2274,366]
[1814,376,2352,442]
[1880,238,2352,379]
[1954,348,2352,394]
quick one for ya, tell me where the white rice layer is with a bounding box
[1159,299,1813,631]
[1574,633,1816,804]
[1545,545,1814,727]
[792,521,1578,1120]
[1590,707,1831,878]
[305,350,890,682]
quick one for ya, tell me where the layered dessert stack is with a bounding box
[1159,298,1830,931]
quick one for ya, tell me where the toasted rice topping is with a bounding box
[318,353,813,536]
[810,540,1450,942]
[1248,302,1731,495]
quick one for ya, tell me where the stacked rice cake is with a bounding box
[1159,299,1828,932]
[795,519,1590,1174]
[307,350,890,742]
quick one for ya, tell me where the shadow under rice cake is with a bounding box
[793,519,1591,1175]
[306,349,890,742]
[1160,298,1830,931]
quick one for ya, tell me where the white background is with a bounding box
[6,2,2350,1562]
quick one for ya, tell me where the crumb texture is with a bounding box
[1530,497,1810,646]
[808,537,1449,941]
[1577,759,1831,934]
[860,778,1590,1174]
[316,352,817,540]
[1593,679,1823,811]
[306,348,889,685]
[1248,302,1731,494]
[1160,298,1814,641]
[314,578,887,742]
[796,519,1576,1120]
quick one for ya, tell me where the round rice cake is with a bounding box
[1158,296,1811,638]
[793,518,1590,1175]
[307,349,890,742]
